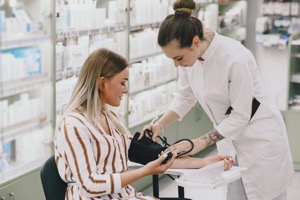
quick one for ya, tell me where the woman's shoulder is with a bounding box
[62,111,89,126]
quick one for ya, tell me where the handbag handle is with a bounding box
[144,129,194,158]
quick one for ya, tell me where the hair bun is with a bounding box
[173,0,196,17]
[175,8,193,16]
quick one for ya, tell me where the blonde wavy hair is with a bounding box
[56,48,130,136]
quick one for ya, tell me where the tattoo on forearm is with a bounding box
[200,129,224,147]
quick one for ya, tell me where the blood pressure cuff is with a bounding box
[225,98,260,120]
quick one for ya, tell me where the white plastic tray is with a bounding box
[174,166,247,189]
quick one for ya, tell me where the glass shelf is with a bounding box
[130,51,163,64]
[0,0,54,187]
[129,78,177,96]
[130,22,161,32]
[56,22,126,41]
[0,34,50,50]
[0,74,51,99]
[2,118,51,143]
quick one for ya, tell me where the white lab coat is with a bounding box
[168,32,294,200]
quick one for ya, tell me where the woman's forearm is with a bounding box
[190,129,225,155]
[120,168,147,188]
[158,110,180,128]
[171,157,207,169]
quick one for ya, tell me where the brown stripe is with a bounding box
[69,114,102,165]
[102,136,111,174]
[109,174,114,193]
[121,133,127,171]
[111,142,117,173]
[74,127,92,174]
[64,124,105,195]
[114,129,126,172]
[68,113,111,182]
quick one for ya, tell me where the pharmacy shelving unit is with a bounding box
[255,0,300,111]
[285,35,300,171]
[194,0,247,42]
[0,0,54,199]
[218,0,247,43]
[127,0,178,130]
[254,0,300,170]
[55,0,128,125]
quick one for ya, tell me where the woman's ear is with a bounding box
[192,36,201,48]
[98,77,106,91]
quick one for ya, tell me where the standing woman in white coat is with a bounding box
[141,0,294,199]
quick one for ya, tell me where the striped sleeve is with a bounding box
[56,116,122,198]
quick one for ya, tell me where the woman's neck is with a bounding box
[198,28,215,60]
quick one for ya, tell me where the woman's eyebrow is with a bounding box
[172,55,181,59]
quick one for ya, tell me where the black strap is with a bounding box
[225,98,260,120]
[144,129,194,158]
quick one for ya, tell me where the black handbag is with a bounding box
[128,129,194,165]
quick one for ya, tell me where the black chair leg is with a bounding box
[178,186,185,198]
[153,174,159,198]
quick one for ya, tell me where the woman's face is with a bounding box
[162,37,200,67]
[99,67,129,107]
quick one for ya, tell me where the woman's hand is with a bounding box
[142,151,177,176]
[203,155,234,171]
[165,140,194,156]
[139,123,162,141]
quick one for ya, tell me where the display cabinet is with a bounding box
[288,35,300,110]
[127,0,177,129]
[285,35,300,171]
[55,0,128,124]
[254,1,300,171]
[255,0,300,111]
[194,0,247,42]
[255,0,300,50]
[0,0,54,198]
[218,0,247,42]
[285,110,300,171]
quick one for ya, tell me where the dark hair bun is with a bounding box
[173,0,196,15]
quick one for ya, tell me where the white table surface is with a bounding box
[128,161,247,190]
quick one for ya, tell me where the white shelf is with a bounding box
[56,22,126,41]
[2,118,51,143]
[130,51,163,64]
[130,22,161,32]
[129,78,177,95]
[0,34,50,50]
[0,74,51,98]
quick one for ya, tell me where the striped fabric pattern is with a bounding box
[54,112,151,200]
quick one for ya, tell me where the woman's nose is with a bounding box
[173,60,181,67]
[123,86,128,93]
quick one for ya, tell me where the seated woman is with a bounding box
[54,48,233,200]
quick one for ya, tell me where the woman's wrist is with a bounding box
[156,120,164,132]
